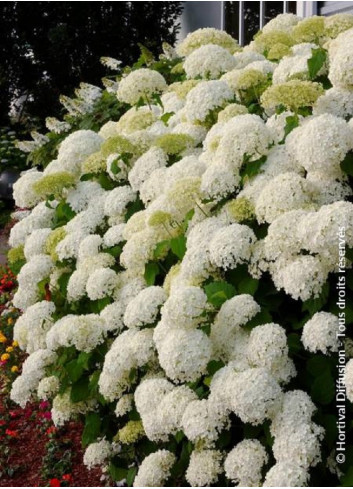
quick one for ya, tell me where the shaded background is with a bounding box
[0,1,182,129]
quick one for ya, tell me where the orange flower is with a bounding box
[0,333,7,344]
[1,353,10,361]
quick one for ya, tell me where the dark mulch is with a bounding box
[0,392,102,487]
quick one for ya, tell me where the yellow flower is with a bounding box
[1,353,10,361]
[11,366,19,373]
[7,317,13,326]
[0,333,7,344]
[12,340,19,347]
[6,346,14,353]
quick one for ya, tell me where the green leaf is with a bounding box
[204,281,236,307]
[170,235,187,260]
[144,262,159,285]
[82,412,101,447]
[283,114,299,139]
[109,463,127,482]
[126,467,137,486]
[207,360,225,375]
[306,355,330,377]
[181,209,195,233]
[125,198,144,222]
[307,47,327,80]
[89,370,100,394]
[341,151,353,177]
[105,245,123,258]
[243,309,272,330]
[65,359,85,383]
[240,155,267,182]
[237,275,259,295]
[161,112,175,125]
[311,371,335,405]
[153,240,170,260]
[342,466,353,486]
[57,272,71,295]
[110,158,121,175]
[70,376,91,403]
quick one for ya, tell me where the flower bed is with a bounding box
[6,12,353,487]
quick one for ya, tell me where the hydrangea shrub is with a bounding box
[8,13,353,487]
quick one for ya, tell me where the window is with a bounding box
[225,1,297,45]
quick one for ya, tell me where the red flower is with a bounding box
[0,420,6,426]
[5,429,17,437]
[46,426,57,435]
[39,400,50,410]
[62,474,73,482]
[49,478,61,487]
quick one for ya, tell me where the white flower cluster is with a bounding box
[9,15,353,487]
[10,349,57,407]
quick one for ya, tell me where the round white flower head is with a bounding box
[286,114,353,177]
[184,80,233,123]
[46,314,106,353]
[161,285,208,327]
[181,398,228,445]
[99,329,155,401]
[100,301,125,333]
[231,367,283,425]
[124,286,167,328]
[262,13,300,33]
[184,43,236,79]
[157,328,212,382]
[24,228,51,260]
[201,162,240,201]
[186,450,223,487]
[66,181,105,213]
[255,172,311,224]
[209,223,256,270]
[115,394,134,418]
[10,349,57,408]
[271,389,317,437]
[86,268,118,300]
[329,42,353,88]
[177,27,239,56]
[83,439,112,469]
[156,385,197,437]
[271,255,329,301]
[13,300,55,353]
[214,114,273,168]
[37,376,60,400]
[263,462,309,487]
[133,450,176,487]
[247,323,294,383]
[103,223,126,248]
[57,130,103,175]
[51,390,96,427]
[272,422,324,468]
[77,234,102,261]
[313,87,353,118]
[302,312,340,354]
[13,169,43,208]
[128,147,167,192]
[345,359,353,403]
[224,439,268,486]
[117,68,167,105]
[104,185,136,218]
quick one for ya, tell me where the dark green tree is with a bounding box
[0,1,182,128]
